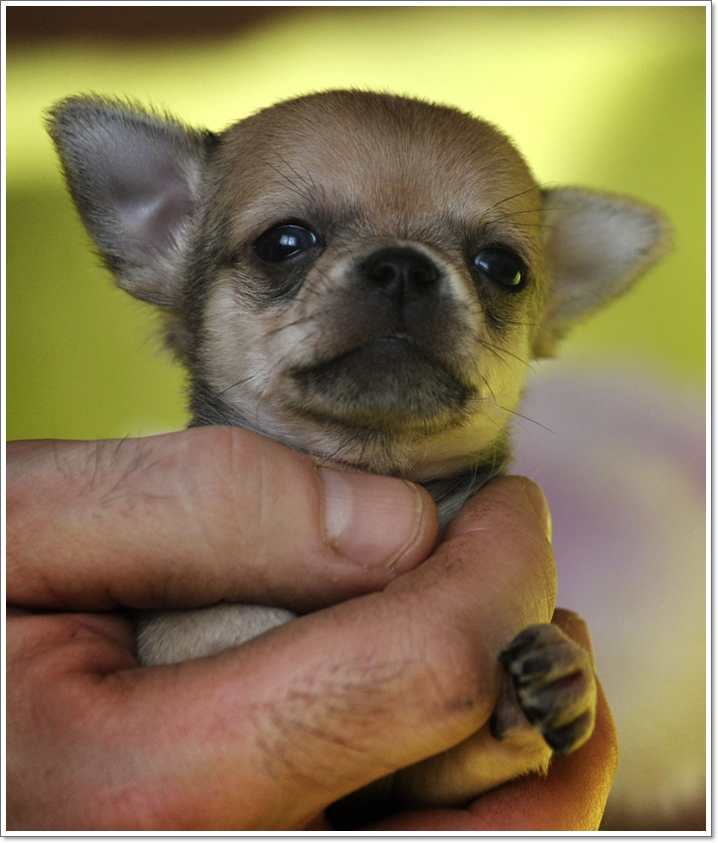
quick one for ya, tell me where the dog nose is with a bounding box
[361,247,439,301]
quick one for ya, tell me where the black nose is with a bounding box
[361,247,440,302]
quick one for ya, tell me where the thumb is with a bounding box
[7,428,438,612]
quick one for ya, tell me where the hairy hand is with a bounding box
[7,428,616,830]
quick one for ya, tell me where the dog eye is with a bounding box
[473,249,525,288]
[254,224,320,263]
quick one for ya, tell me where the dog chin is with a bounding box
[288,336,474,432]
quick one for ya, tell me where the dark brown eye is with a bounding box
[254,224,320,263]
[473,248,525,288]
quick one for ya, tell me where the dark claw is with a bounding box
[520,700,553,725]
[542,709,594,756]
[489,710,504,740]
[514,655,554,680]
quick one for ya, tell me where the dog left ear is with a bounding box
[533,188,671,357]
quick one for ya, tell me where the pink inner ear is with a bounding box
[106,141,194,260]
[542,188,670,330]
[121,179,193,258]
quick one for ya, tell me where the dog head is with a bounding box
[48,90,669,483]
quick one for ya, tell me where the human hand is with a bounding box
[364,610,617,832]
[7,427,616,830]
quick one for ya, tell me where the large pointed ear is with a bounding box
[47,96,217,306]
[533,187,671,357]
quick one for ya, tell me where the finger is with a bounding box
[8,476,555,830]
[227,477,555,826]
[551,608,596,664]
[7,429,437,611]
[366,612,617,831]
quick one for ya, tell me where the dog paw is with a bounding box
[494,623,597,756]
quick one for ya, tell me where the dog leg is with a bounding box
[135,604,296,666]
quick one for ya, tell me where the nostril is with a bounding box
[409,265,437,287]
[372,263,400,287]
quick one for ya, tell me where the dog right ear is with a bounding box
[533,187,671,357]
[47,96,217,306]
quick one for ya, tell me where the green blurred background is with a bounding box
[6,5,705,441]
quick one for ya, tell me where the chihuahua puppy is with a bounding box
[47,90,669,823]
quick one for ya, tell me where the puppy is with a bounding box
[47,90,669,825]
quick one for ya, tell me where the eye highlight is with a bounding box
[473,248,525,288]
[254,223,320,263]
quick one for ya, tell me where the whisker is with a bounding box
[274,151,318,194]
[217,375,256,396]
[476,335,534,369]
[483,183,547,214]
[258,156,314,204]
[265,311,323,337]
[497,406,555,434]
[488,207,544,218]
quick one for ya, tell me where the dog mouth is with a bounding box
[289,335,473,432]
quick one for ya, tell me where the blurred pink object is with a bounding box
[511,360,706,829]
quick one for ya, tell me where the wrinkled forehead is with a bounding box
[211,95,541,242]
